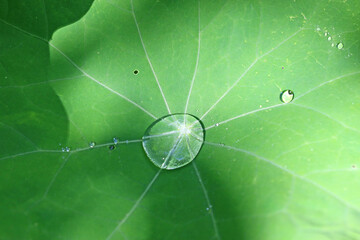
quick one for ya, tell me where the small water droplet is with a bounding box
[316,27,320,31]
[331,43,335,47]
[65,147,70,152]
[133,69,139,75]
[220,143,225,147]
[281,66,285,69]
[61,147,65,152]
[89,141,96,148]
[259,105,263,108]
[324,31,328,36]
[337,42,344,49]
[215,123,219,127]
[280,89,294,103]
[206,207,210,211]
[113,137,119,144]
[352,165,357,169]
[109,145,115,150]
[327,36,332,41]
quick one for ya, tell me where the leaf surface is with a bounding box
[1,0,360,239]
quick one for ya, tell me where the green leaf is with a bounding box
[1,0,360,239]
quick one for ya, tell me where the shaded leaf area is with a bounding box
[0,0,94,238]
[1,0,360,239]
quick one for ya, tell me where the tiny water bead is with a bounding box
[337,42,344,50]
[113,137,119,144]
[109,145,116,150]
[142,113,205,170]
[89,141,96,148]
[280,89,294,103]
[133,69,139,75]
[61,147,70,152]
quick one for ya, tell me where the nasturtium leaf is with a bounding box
[1,0,360,239]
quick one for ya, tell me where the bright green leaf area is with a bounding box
[1,0,360,239]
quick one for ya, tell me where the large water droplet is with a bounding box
[280,89,294,103]
[89,141,96,148]
[337,42,344,49]
[142,113,205,170]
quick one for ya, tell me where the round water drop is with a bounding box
[280,89,294,103]
[109,145,115,150]
[113,137,119,144]
[327,36,332,41]
[215,123,219,127]
[89,141,96,148]
[142,113,205,170]
[65,147,70,152]
[337,42,344,49]
[324,31,328,36]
